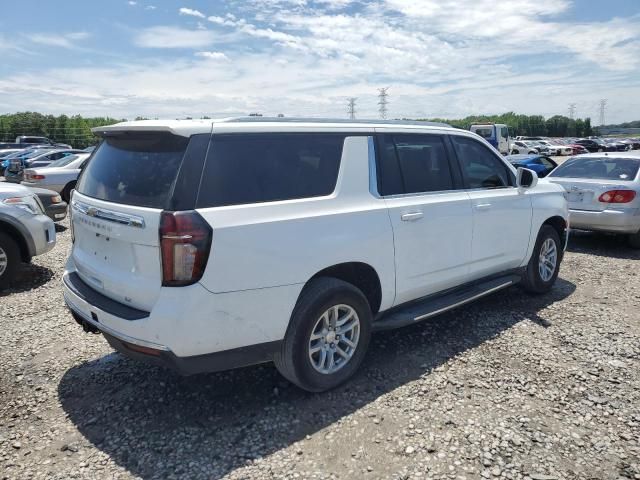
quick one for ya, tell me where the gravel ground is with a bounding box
[1,218,639,480]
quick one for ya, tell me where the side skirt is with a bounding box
[373,271,522,332]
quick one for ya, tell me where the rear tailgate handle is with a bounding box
[401,212,423,222]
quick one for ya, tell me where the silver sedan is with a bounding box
[545,152,640,248]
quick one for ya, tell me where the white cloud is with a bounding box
[195,51,229,60]
[146,5,157,10]
[26,32,91,49]
[134,26,217,48]
[179,7,206,18]
[65,31,90,41]
[128,1,137,5]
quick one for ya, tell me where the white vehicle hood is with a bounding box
[0,182,32,199]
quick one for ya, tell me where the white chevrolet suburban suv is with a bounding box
[63,118,568,392]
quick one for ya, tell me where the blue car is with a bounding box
[505,154,558,178]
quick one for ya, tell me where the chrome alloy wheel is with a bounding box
[0,246,7,277]
[538,238,558,282]
[308,304,360,375]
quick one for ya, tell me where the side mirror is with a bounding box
[517,167,538,189]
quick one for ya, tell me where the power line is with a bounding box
[568,103,576,120]
[598,99,607,126]
[377,87,390,120]
[347,97,357,120]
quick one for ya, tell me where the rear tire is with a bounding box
[0,233,20,290]
[62,181,76,203]
[629,231,640,249]
[521,225,561,294]
[274,277,372,392]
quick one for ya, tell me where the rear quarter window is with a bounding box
[196,133,345,208]
[76,133,189,208]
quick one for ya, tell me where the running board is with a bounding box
[372,274,521,332]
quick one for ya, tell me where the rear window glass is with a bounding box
[549,157,640,181]
[49,154,80,168]
[76,133,189,208]
[196,134,344,208]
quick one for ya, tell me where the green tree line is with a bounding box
[1,111,598,148]
[415,112,594,137]
[0,112,122,148]
[599,120,640,129]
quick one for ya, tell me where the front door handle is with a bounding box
[401,211,423,222]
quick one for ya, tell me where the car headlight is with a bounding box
[2,195,42,215]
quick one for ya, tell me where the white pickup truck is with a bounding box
[62,118,568,391]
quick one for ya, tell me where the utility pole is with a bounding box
[598,99,607,126]
[377,87,390,120]
[347,97,357,120]
[568,103,576,120]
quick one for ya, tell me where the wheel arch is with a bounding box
[62,180,77,203]
[542,215,567,258]
[306,262,382,315]
[0,219,31,262]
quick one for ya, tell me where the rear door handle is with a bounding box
[401,211,423,222]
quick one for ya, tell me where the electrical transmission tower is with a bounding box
[377,87,390,120]
[568,103,576,120]
[347,97,357,120]
[598,99,607,126]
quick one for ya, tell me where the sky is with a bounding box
[0,0,639,123]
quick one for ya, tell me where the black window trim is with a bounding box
[448,134,516,190]
[373,132,465,198]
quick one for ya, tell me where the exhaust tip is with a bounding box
[82,320,101,334]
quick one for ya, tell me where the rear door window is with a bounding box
[76,133,189,208]
[377,134,454,195]
[451,135,514,189]
[196,133,345,208]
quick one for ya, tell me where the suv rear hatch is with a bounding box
[71,131,205,311]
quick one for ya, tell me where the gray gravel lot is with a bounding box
[1,218,639,480]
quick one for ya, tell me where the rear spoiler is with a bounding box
[92,121,213,138]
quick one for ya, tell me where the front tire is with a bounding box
[274,277,372,392]
[0,233,20,290]
[521,226,561,294]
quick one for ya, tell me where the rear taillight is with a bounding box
[30,174,45,180]
[598,190,636,204]
[160,210,212,287]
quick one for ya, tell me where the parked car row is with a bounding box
[511,136,640,156]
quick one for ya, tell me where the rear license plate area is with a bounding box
[567,192,584,202]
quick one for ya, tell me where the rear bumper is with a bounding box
[21,181,65,193]
[569,208,640,234]
[62,261,300,373]
[66,303,281,375]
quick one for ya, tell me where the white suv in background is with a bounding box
[63,118,568,392]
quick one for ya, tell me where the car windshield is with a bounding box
[473,127,493,139]
[549,157,640,181]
